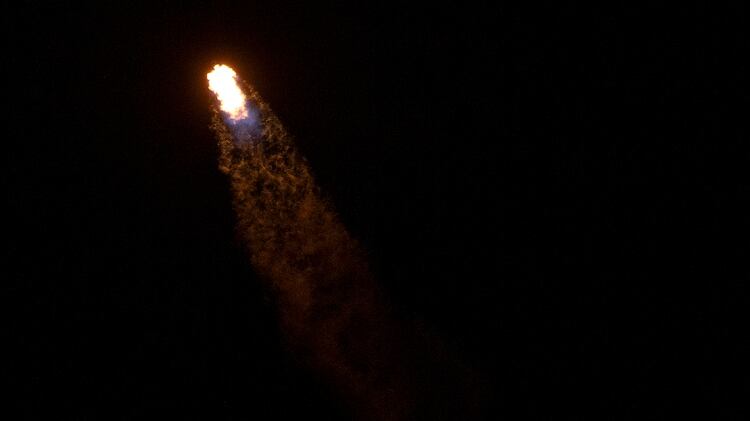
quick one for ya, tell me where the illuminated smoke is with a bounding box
[206,64,487,420]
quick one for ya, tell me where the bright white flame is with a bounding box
[207,64,249,120]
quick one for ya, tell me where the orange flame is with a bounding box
[207,64,249,120]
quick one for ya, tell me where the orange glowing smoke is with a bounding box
[207,64,249,121]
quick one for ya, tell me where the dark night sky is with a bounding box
[7,2,748,419]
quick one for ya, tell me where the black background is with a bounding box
[7,2,747,419]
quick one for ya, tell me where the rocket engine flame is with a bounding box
[207,64,249,121]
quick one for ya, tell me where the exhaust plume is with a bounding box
[207,64,487,420]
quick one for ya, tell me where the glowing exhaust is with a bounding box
[207,64,249,121]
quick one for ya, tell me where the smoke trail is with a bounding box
[207,65,487,420]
